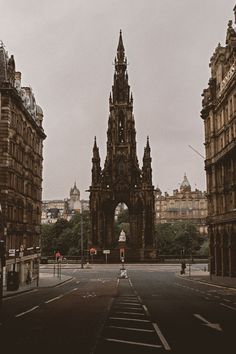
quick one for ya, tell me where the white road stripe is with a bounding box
[117,278,120,287]
[109,317,149,322]
[128,279,133,287]
[116,298,140,302]
[76,281,80,284]
[73,269,77,273]
[114,302,141,306]
[142,304,150,316]
[45,295,63,304]
[223,299,231,303]
[153,323,171,351]
[220,303,236,311]
[15,306,39,318]
[115,311,145,316]
[105,338,161,348]
[107,325,154,332]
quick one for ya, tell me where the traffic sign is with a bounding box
[103,250,110,254]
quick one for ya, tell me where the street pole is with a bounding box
[0,194,7,311]
[81,203,84,269]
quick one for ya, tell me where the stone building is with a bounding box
[89,32,155,261]
[42,182,84,224]
[201,6,236,276]
[0,42,46,287]
[155,174,208,235]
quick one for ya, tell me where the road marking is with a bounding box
[128,278,133,287]
[114,311,145,316]
[73,269,77,273]
[76,281,80,284]
[220,303,236,311]
[214,296,221,299]
[109,316,150,322]
[137,295,142,303]
[45,295,63,304]
[204,297,210,300]
[142,304,150,316]
[105,338,161,348]
[114,302,141,306]
[117,278,120,287]
[107,325,154,332]
[153,323,171,351]
[223,299,231,303]
[15,306,39,318]
[194,313,222,331]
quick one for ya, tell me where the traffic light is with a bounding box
[0,240,6,267]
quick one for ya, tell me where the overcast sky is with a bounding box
[0,0,235,200]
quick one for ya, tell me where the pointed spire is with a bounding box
[117,30,125,63]
[93,136,97,148]
[146,136,150,149]
[93,136,100,160]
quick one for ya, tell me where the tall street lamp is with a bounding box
[0,195,7,311]
[80,202,84,269]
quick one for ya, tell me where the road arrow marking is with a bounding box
[194,314,222,332]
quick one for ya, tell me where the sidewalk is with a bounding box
[178,268,236,290]
[3,272,73,298]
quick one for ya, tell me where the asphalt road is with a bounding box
[1,264,236,354]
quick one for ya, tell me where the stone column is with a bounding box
[209,228,215,274]
[215,231,222,275]
[229,225,236,276]
[222,232,229,276]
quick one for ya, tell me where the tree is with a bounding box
[155,221,205,255]
[41,210,91,256]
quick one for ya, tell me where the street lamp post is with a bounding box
[80,202,84,269]
[0,193,7,311]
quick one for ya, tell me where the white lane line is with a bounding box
[109,316,150,322]
[137,295,142,303]
[45,295,63,304]
[142,304,150,316]
[220,303,236,311]
[15,306,39,318]
[115,302,141,306]
[107,325,154,332]
[76,281,80,284]
[214,296,220,299]
[115,311,145,316]
[116,278,120,287]
[105,338,161,348]
[118,299,138,302]
[153,323,171,351]
[73,269,77,273]
[128,278,133,287]
[223,299,231,303]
